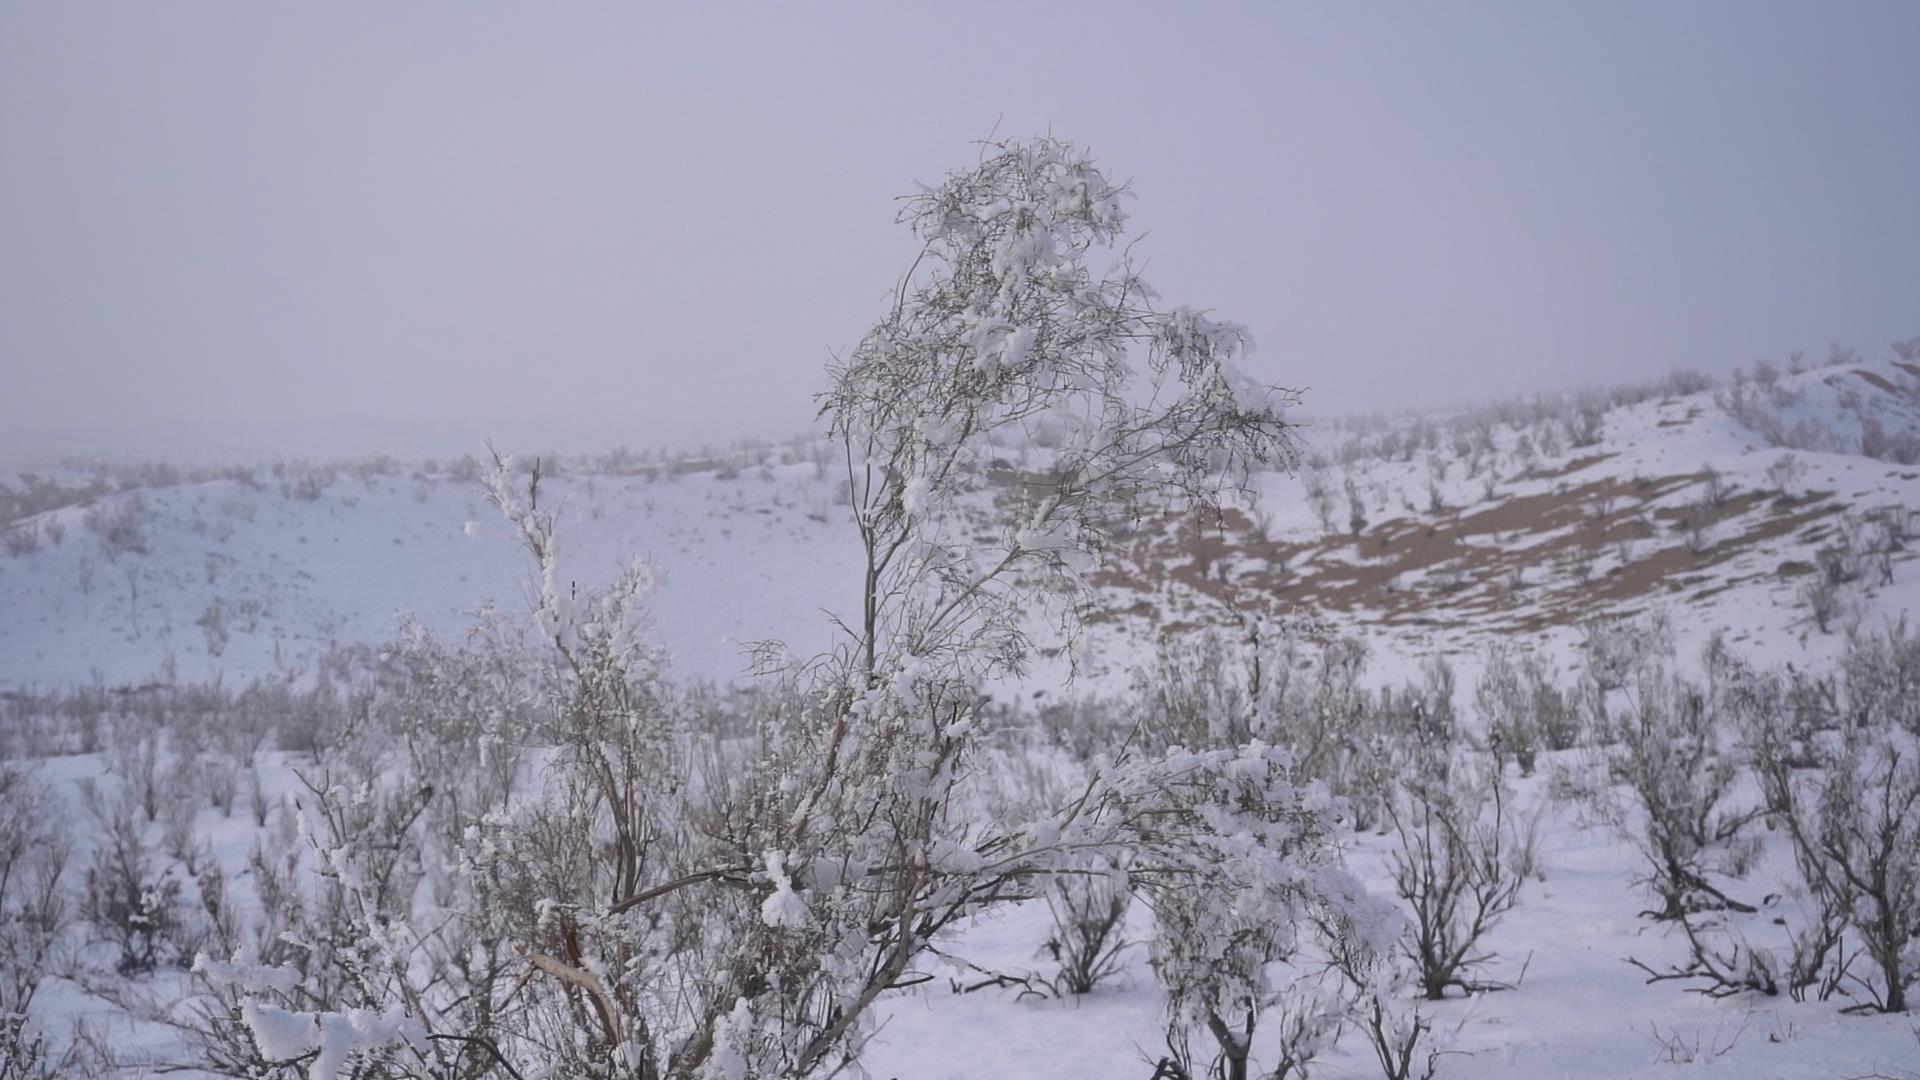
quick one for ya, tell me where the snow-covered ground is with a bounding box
[4,353,1919,1078]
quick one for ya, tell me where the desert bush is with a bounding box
[1746,637,1920,1017]
[1842,618,1920,735]
[1771,733,1920,1013]
[1477,644,1539,775]
[1041,857,1132,995]
[1581,648,1758,921]
[82,494,150,559]
[1767,452,1806,498]
[80,787,184,975]
[1802,574,1844,634]
[0,767,74,1079]
[3,521,41,558]
[195,600,230,657]
[1384,756,1538,999]
[1567,394,1607,448]
[1577,613,1670,703]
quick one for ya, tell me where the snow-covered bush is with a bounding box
[1766,452,1806,498]
[2,521,42,558]
[1134,624,1433,833]
[1802,572,1844,634]
[1842,617,1920,736]
[1745,637,1920,1014]
[1576,638,1758,921]
[1384,756,1537,999]
[81,494,149,560]
[80,785,185,976]
[1145,743,1397,1080]
[1040,856,1132,995]
[1476,643,1539,775]
[1768,731,1920,1013]
[0,767,79,1079]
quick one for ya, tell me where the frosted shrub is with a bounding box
[1582,652,1757,921]
[0,767,75,1079]
[1766,452,1806,498]
[1478,645,1579,772]
[1748,641,1920,1014]
[1146,745,1397,1080]
[1477,643,1539,775]
[81,494,150,560]
[1384,757,1537,999]
[3,521,41,558]
[1041,857,1132,995]
[1135,625,1416,832]
[80,788,184,975]
[1577,613,1668,702]
[1842,617,1920,736]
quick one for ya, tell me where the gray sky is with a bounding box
[3,2,1917,461]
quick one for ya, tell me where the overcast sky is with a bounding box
[2,2,1917,461]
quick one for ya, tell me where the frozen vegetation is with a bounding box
[3,139,1920,1079]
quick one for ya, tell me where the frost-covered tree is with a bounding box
[205,136,1390,1080]
[812,134,1301,688]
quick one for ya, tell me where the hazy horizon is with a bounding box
[4,3,1917,463]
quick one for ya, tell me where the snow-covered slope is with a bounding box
[0,462,860,690]
[6,355,1915,697]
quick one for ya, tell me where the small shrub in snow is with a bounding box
[1384,756,1538,999]
[1766,452,1806,498]
[3,521,42,558]
[196,599,230,658]
[80,789,184,975]
[1700,463,1734,507]
[1040,857,1132,996]
[1842,618,1920,736]
[82,494,150,559]
[1746,635,1920,1015]
[0,767,76,1079]
[1579,644,1758,921]
[1477,644,1539,775]
[1801,573,1844,634]
[1770,733,1920,1014]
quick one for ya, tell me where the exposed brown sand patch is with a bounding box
[1077,468,1846,640]
[1855,369,1901,395]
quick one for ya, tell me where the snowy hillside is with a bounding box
[7,353,1917,696]
[3,348,1920,1080]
